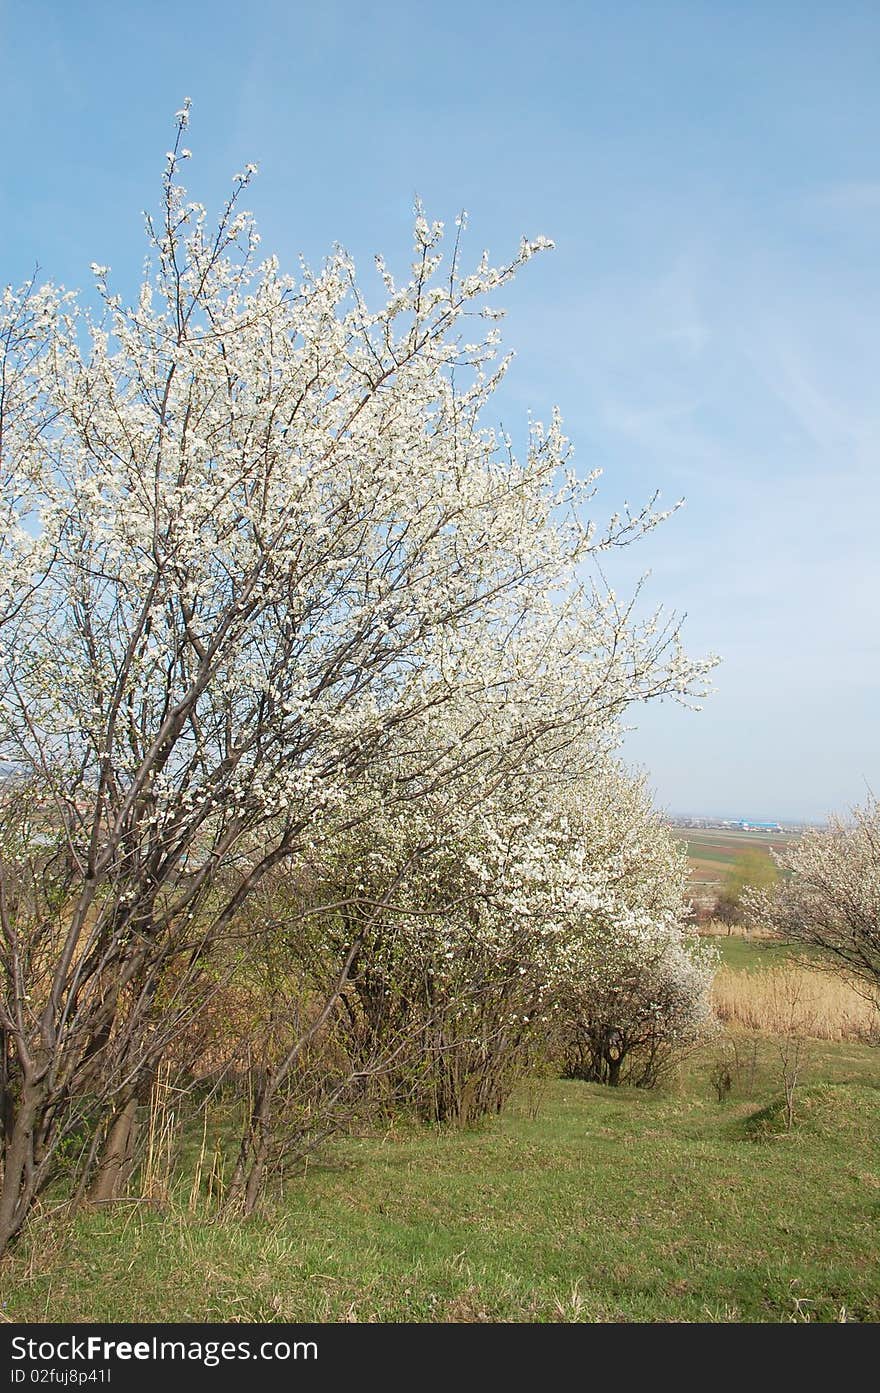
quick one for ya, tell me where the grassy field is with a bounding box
[711,934,791,971]
[2,988,877,1322]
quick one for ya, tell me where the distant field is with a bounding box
[672,827,793,889]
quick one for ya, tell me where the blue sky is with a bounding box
[2,0,878,821]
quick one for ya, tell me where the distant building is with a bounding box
[737,819,782,833]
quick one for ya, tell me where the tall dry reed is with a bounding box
[713,965,878,1042]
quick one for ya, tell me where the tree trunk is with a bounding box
[89,1093,138,1203]
[242,1130,271,1216]
[0,1078,43,1257]
[228,1079,272,1214]
[0,1027,13,1149]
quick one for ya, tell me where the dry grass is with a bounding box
[698,918,775,938]
[713,964,880,1042]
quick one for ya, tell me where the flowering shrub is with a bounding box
[548,768,718,1087]
[278,750,718,1120]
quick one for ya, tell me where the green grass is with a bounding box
[3,1042,878,1324]
[712,935,789,971]
[710,935,824,972]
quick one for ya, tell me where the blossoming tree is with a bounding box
[0,106,713,1249]
[748,802,880,1001]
